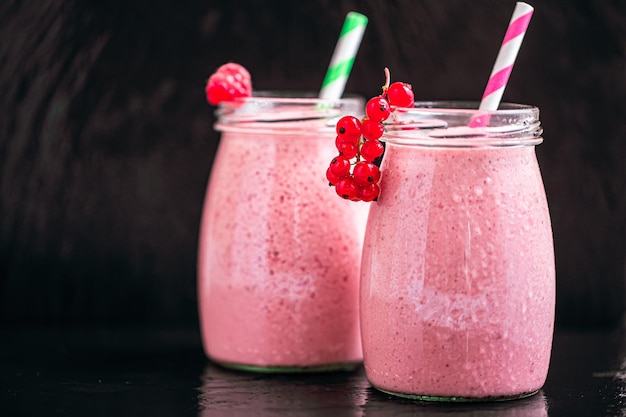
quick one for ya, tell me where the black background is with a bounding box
[1,0,624,329]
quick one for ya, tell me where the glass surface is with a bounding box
[361,101,555,401]
[198,94,368,372]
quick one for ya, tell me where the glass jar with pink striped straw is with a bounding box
[360,101,554,401]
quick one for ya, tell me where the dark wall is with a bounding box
[1,0,624,328]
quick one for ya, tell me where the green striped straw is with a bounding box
[319,12,368,100]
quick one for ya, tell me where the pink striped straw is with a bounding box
[477,2,534,113]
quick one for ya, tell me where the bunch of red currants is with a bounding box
[326,72,414,202]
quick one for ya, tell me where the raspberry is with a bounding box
[387,82,414,108]
[205,63,252,105]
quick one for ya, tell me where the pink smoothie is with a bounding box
[360,143,555,399]
[198,113,368,370]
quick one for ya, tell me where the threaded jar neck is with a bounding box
[384,101,542,148]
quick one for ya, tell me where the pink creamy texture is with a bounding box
[198,130,368,368]
[360,143,555,398]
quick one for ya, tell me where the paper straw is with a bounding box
[319,12,368,100]
[478,2,534,111]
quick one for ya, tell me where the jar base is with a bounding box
[375,386,540,403]
[212,359,362,374]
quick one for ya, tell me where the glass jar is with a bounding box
[198,93,368,372]
[360,101,555,400]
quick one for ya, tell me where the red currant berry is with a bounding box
[358,183,380,202]
[336,116,362,141]
[326,167,341,185]
[329,155,351,177]
[353,162,381,186]
[361,119,385,141]
[335,177,359,200]
[366,96,391,122]
[335,134,358,151]
[360,140,385,162]
[205,63,252,105]
[387,82,414,108]
[336,141,358,159]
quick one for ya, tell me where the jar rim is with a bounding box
[384,101,543,148]
[232,90,362,102]
[214,91,363,135]
[394,100,538,112]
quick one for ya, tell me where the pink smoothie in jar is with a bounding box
[360,102,555,400]
[198,93,368,372]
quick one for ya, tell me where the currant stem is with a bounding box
[383,67,391,93]
[356,137,366,163]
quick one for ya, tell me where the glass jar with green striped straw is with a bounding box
[198,12,370,373]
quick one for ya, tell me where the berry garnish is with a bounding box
[361,119,385,141]
[352,162,381,187]
[325,68,414,202]
[336,141,359,159]
[329,155,352,178]
[335,177,359,200]
[365,96,391,122]
[387,82,415,108]
[358,183,381,202]
[326,167,342,186]
[360,140,385,162]
[336,116,362,141]
[205,63,252,105]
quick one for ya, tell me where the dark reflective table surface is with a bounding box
[2,323,625,416]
